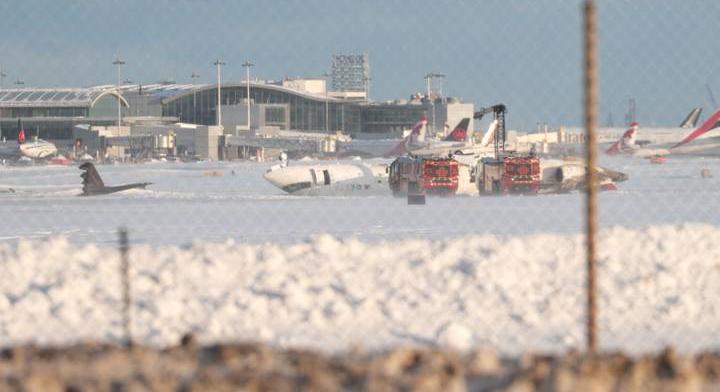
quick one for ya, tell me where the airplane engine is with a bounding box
[554,164,586,185]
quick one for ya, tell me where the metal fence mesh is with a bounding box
[0,0,718,369]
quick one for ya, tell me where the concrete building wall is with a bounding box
[444,103,475,137]
[423,100,475,139]
[282,79,326,95]
[222,103,290,134]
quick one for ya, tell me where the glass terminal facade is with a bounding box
[0,83,459,142]
[0,89,128,140]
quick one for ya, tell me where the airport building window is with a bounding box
[265,107,285,125]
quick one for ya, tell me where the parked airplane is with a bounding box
[0,120,58,162]
[337,116,488,158]
[606,109,720,157]
[79,162,151,196]
[407,118,498,157]
[562,107,704,147]
[679,107,703,129]
[263,161,389,196]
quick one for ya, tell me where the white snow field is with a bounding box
[0,156,719,353]
[0,156,719,246]
[0,224,719,353]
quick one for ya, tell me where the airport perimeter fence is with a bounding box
[1,0,719,368]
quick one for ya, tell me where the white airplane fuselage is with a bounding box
[611,127,720,157]
[0,139,58,161]
[264,162,389,196]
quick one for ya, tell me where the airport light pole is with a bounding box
[214,59,225,128]
[322,72,331,133]
[0,67,4,139]
[113,57,125,131]
[191,72,200,123]
[424,72,445,137]
[242,61,254,130]
[425,73,434,135]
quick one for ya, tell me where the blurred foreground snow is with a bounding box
[0,224,718,354]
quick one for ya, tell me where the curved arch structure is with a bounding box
[162,82,358,133]
[90,90,129,108]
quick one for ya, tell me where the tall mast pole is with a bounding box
[113,57,125,130]
[242,61,255,130]
[191,72,200,123]
[213,59,225,128]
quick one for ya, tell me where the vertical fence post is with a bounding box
[118,227,133,348]
[583,0,599,354]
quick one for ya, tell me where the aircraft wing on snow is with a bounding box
[79,162,151,196]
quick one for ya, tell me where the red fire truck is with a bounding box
[501,156,541,193]
[388,156,459,197]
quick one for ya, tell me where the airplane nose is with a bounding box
[263,168,287,189]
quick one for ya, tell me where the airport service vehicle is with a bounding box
[470,103,627,195]
[0,120,58,162]
[606,109,720,158]
[388,156,459,196]
[263,161,389,196]
[80,162,151,196]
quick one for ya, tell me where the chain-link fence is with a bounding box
[0,0,719,384]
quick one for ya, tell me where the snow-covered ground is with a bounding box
[0,224,718,354]
[0,156,719,353]
[1,156,719,245]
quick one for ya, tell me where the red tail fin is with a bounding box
[386,115,427,157]
[443,118,470,142]
[411,116,428,136]
[18,129,26,144]
[387,138,408,157]
[673,110,720,148]
[606,123,638,155]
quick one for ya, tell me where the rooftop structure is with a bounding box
[331,54,369,93]
[0,79,473,142]
[0,88,128,108]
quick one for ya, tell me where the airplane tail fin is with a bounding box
[386,115,427,156]
[479,119,498,147]
[79,162,105,194]
[606,122,638,155]
[386,138,409,157]
[443,118,470,142]
[17,119,25,144]
[679,108,703,128]
[673,110,720,149]
[411,115,428,143]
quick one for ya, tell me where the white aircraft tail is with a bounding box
[386,116,428,157]
[479,119,498,147]
[679,108,703,128]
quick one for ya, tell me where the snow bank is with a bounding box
[0,224,719,354]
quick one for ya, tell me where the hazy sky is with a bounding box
[0,0,718,129]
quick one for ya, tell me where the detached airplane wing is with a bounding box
[79,162,151,196]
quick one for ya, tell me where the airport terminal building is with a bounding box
[0,88,130,141]
[0,80,473,159]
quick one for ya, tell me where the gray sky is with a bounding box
[0,0,718,129]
